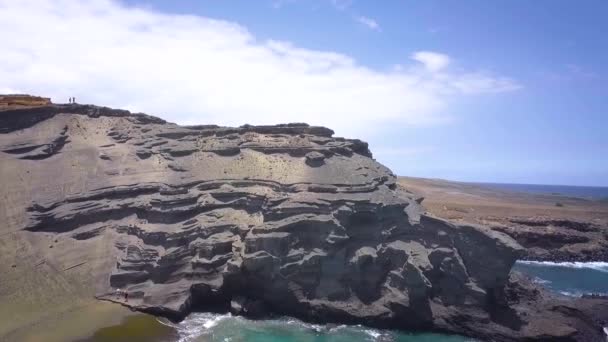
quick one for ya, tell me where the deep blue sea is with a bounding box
[472,182,608,200]
[512,260,608,297]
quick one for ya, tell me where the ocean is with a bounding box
[512,260,608,297]
[473,182,608,200]
[86,261,608,342]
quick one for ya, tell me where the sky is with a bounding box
[1,0,607,186]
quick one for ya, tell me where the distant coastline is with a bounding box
[470,182,608,200]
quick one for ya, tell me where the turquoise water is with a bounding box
[165,313,473,342]
[513,260,608,297]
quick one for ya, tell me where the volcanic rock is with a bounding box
[1,99,607,341]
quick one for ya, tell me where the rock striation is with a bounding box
[1,99,607,341]
[492,218,608,262]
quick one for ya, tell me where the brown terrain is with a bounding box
[398,176,608,262]
[0,94,51,109]
[1,96,607,341]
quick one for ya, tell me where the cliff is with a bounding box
[1,98,607,341]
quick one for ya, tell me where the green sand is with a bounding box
[83,313,178,342]
[83,314,178,342]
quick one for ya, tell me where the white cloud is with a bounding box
[0,0,520,139]
[411,51,451,72]
[355,15,380,31]
[331,0,353,10]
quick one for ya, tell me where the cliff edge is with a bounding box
[1,98,606,341]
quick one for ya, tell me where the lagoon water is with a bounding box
[167,313,473,342]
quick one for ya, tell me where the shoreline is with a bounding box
[1,301,135,342]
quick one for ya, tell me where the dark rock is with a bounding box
[305,151,325,167]
[491,217,608,262]
[230,296,266,318]
[582,294,608,300]
[509,217,601,233]
[136,150,152,159]
[2,125,69,159]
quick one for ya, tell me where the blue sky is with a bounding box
[1,0,606,186]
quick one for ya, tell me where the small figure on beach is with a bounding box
[124,290,128,302]
[115,288,122,299]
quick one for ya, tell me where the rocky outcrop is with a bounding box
[2,100,608,341]
[492,217,608,262]
[396,176,608,265]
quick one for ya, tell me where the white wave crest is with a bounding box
[176,312,232,342]
[531,276,551,285]
[516,260,608,273]
[283,317,324,332]
[364,328,382,339]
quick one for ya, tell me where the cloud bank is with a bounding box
[0,0,519,138]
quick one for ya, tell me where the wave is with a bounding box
[363,328,382,339]
[175,312,232,342]
[515,260,608,273]
[171,312,472,342]
[531,276,551,285]
[558,290,585,297]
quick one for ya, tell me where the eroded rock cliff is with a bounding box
[1,100,607,341]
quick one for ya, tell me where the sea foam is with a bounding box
[515,260,608,273]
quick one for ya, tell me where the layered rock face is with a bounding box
[492,218,608,262]
[1,101,607,341]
